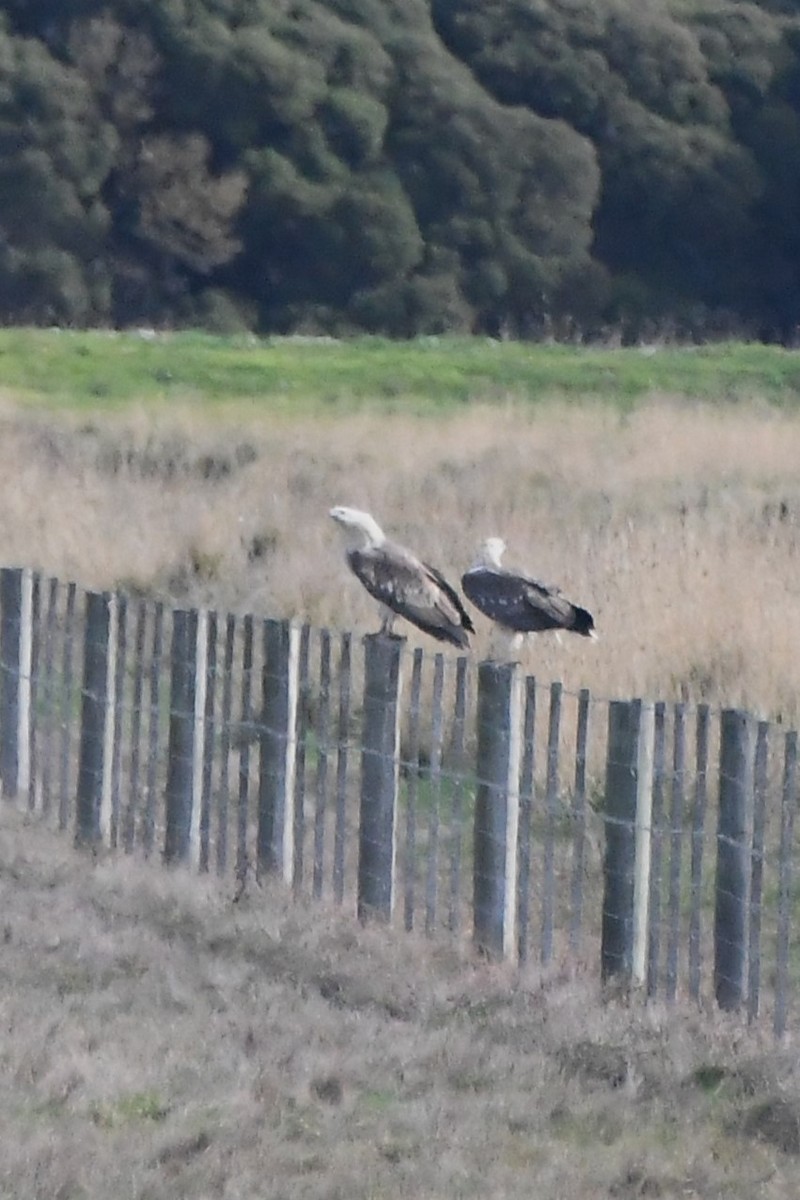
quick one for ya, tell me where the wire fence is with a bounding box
[0,567,798,1035]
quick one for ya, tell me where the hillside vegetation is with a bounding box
[2,1,800,340]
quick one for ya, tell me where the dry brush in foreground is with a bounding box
[2,806,800,1199]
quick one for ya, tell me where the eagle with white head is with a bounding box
[330,506,474,648]
[462,537,597,647]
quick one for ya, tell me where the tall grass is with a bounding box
[1,383,799,720]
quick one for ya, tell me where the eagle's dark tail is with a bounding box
[572,606,597,638]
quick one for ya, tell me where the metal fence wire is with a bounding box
[0,567,798,1036]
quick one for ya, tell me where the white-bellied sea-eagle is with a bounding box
[329,506,474,648]
[462,537,597,645]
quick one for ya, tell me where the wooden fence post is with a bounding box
[646,701,667,997]
[98,594,119,844]
[714,708,753,1012]
[58,582,77,831]
[569,687,591,955]
[312,629,332,900]
[358,634,403,922]
[257,618,301,884]
[189,608,209,869]
[199,610,217,874]
[517,676,536,965]
[333,632,352,905]
[0,567,33,801]
[747,720,769,1023]
[689,704,711,1002]
[473,660,522,961]
[774,731,797,1038]
[75,591,113,847]
[601,700,654,984]
[164,609,198,864]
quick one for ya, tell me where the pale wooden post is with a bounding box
[569,687,591,955]
[333,632,352,905]
[199,610,218,874]
[541,680,562,964]
[17,568,33,801]
[0,566,34,801]
[688,704,711,1002]
[424,653,445,936]
[257,618,301,884]
[517,676,536,965]
[774,731,797,1038]
[75,591,113,847]
[58,582,77,831]
[473,660,522,961]
[666,703,687,1001]
[403,647,424,932]
[98,593,119,845]
[142,601,164,856]
[447,655,469,935]
[714,708,753,1012]
[312,629,332,900]
[747,720,769,1022]
[216,613,236,875]
[164,609,198,864]
[632,703,655,986]
[601,700,653,984]
[646,701,667,997]
[123,599,147,852]
[189,608,209,869]
[358,634,403,922]
[108,592,127,846]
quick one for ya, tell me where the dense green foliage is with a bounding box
[1,1,800,340]
[4,329,800,412]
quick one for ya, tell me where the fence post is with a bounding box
[632,704,655,986]
[257,618,301,884]
[189,608,209,869]
[774,731,797,1038]
[715,709,753,1012]
[747,720,769,1023]
[569,687,591,956]
[473,660,522,961]
[0,567,33,801]
[689,704,711,1002]
[358,634,404,922]
[164,609,198,864]
[58,582,77,831]
[601,700,653,984]
[75,591,113,847]
[98,594,119,844]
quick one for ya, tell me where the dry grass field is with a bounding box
[3,805,800,1200]
[1,393,799,719]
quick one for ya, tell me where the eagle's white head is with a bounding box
[329,505,386,550]
[473,536,507,569]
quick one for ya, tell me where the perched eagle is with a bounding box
[462,537,597,645]
[329,506,474,648]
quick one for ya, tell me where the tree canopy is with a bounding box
[0,0,799,340]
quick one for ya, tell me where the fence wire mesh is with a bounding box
[0,568,798,1035]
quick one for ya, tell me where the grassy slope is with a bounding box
[2,807,800,1200]
[2,329,800,411]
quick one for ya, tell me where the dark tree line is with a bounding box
[1,0,800,340]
